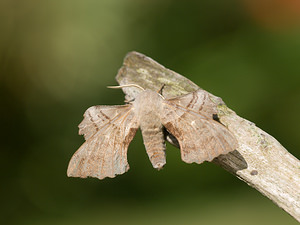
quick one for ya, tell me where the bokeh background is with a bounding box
[1,0,300,224]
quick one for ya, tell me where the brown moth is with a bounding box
[67,84,238,180]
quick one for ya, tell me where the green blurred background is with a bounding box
[1,0,299,224]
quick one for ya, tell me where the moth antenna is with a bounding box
[124,98,135,103]
[107,84,145,91]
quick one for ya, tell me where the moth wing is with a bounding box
[67,105,139,179]
[161,90,238,164]
[166,89,223,117]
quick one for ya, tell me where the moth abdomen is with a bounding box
[149,151,165,170]
[141,126,166,170]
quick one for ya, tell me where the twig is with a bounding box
[115,51,300,222]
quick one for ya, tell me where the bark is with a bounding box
[115,51,300,222]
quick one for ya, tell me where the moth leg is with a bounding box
[163,127,179,148]
[157,84,166,95]
[212,113,220,123]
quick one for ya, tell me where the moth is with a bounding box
[67,84,238,180]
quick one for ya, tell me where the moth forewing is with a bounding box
[160,91,238,164]
[166,89,222,118]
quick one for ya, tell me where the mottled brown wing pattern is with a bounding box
[67,105,139,179]
[161,90,238,164]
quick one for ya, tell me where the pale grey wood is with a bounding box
[116,51,300,222]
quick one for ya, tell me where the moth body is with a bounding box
[67,87,238,180]
[133,90,166,169]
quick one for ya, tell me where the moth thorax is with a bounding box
[133,90,163,118]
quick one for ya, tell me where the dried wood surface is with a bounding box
[116,51,300,222]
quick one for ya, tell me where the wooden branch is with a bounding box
[115,51,300,222]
